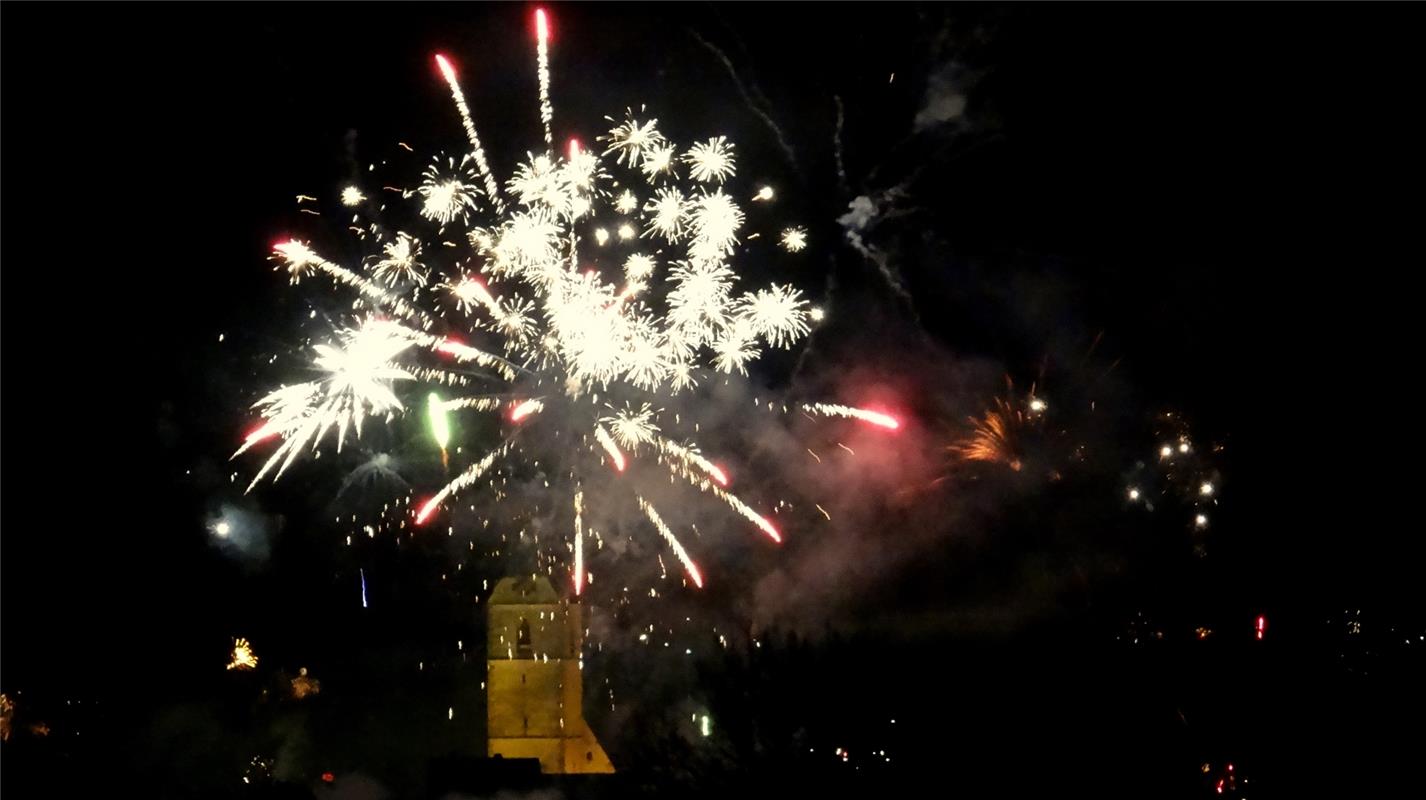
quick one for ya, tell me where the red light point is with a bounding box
[415,497,439,525]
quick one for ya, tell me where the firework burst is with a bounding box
[947,381,1052,474]
[237,9,896,591]
[227,637,259,671]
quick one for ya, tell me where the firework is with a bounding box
[428,392,451,468]
[237,9,894,590]
[638,496,704,587]
[434,55,502,212]
[1128,411,1224,535]
[946,381,1057,474]
[290,667,321,699]
[227,637,258,671]
[780,226,808,253]
[536,9,554,152]
[371,233,427,286]
[950,397,1025,471]
[802,403,900,430]
[573,490,585,595]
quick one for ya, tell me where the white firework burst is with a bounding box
[614,189,639,215]
[370,233,427,286]
[419,155,481,225]
[643,187,688,242]
[641,142,678,182]
[602,403,661,450]
[623,253,657,282]
[237,11,898,593]
[780,226,808,253]
[602,112,667,168]
[737,284,810,348]
[684,136,736,183]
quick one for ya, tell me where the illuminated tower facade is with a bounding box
[486,576,614,774]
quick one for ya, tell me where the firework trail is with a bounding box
[434,54,504,213]
[802,403,900,430]
[573,489,585,595]
[536,9,554,152]
[638,496,703,587]
[237,8,896,591]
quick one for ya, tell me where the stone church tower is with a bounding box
[486,576,614,774]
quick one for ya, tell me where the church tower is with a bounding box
[486,576,614,774]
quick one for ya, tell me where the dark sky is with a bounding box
[2,0,1420,746]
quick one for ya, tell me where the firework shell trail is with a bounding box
[573,489,584,595]
[536,8,554,152]
[801,403,900,430]
[637,496,704,588]
[434,54,505,214]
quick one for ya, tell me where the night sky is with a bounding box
[3,3,1422,797]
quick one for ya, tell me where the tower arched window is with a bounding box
[517,618,533,658]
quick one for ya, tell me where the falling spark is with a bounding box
[360,568,369,608]
[658,437,729,485]
[341,186,366,206]
[594,425,626,471]
[1256,615,1266,640]
[415,443,510,524]
[752,186,774,202]
[638,496,703,587]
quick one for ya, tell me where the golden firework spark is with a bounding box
[290,667,321,699]
[0,693,13,742]
[949,397,1026,472]
[227,637,259,671]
